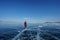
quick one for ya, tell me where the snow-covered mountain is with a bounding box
[40,22,60,29]
[42,22,60,26]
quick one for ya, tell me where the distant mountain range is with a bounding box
[42,22,60,27]
[0,20,60,26]
[45,22,60,23]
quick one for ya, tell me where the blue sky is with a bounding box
[0,0,60,23]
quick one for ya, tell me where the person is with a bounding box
[24,21,27,28]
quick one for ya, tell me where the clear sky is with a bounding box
[0,0,60,23]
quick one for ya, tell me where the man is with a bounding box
[24,21,27,28]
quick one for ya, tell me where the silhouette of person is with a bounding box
[24,21,27,28]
